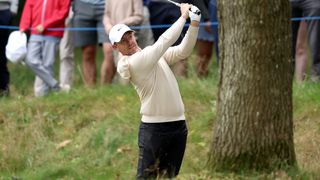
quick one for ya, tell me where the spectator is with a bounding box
[295,20,308,82]
[73,0,115,86]
[103,0,144,85]
[209,0,219,60]
[59,6,74,89]
[34,6,74,95]
[0,0,19,97]
[291,0,320,82]
[20,0,70,97]
[148,0,193,77]
[103,0,143,33]
[194,0,218,77]
[110,3,200,178]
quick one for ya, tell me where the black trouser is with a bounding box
[0,9,11,96]
[137,120,188,179]
[291,0,320,78]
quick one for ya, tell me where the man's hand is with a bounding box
[204,20,213,33]
[189,5,201,22]
[180,3,191,19]
[36,24,44,33]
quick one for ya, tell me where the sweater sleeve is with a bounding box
[163,26,199,65]
[42,0,70,30]
[131,17,186,69]
[117,17,186,80]
[119,0,144,26]
[19,0,32,32]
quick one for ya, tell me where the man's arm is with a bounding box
[42,0,71,31]
[19,0,32,32]
[103,3,113,33]
[163,6,201,65]
[129,4,190,67]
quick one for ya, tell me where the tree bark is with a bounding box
[210,0,296,171]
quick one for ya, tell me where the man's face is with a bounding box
[114,31,139,56]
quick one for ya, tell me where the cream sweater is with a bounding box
[117,17,199,123]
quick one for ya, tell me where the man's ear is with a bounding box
[112,44,117,49]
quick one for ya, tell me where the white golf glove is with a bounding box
[189,5,201,22]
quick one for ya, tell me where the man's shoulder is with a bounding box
[118,55,129,63]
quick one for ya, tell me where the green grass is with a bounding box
[0,50,320,179]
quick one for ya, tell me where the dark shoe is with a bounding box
[51,83,60,92]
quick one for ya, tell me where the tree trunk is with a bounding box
[210,0,296,171]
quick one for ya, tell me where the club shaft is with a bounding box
[167,0,181,7]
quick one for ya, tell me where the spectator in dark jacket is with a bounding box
[0,0,19,96]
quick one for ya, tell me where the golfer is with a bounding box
[109,3,200,179]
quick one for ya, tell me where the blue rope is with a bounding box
[0,16,319,31]
[291,16,320,21]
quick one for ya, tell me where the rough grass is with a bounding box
[0,51,320,179]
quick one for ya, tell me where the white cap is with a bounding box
[109,24,134,45]
[6,31,27,64]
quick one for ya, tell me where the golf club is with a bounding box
[167,0,201,15]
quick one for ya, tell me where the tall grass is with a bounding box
[0,50,319,179]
